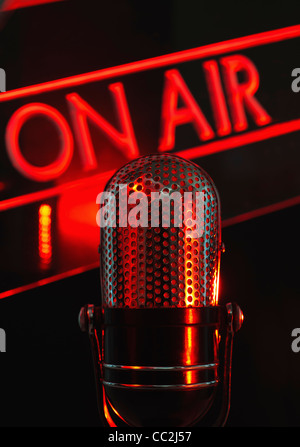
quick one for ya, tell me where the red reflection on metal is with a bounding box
[184,327,193,366]
[102,390,117,427]
[159,69,215,152]
[220,55,272,132]
[66,83,139,171]
[5,103,74,182]
[103,388,128,426]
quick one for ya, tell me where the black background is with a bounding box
[0,0,300,427]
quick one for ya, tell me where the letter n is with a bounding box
[67,82,139,170]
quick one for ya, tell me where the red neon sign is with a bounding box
[158,68,215,152]
[5,57,270,181]
[1,25,300,300]
[0,24,299,213]
[66,83,139,172]
[0,56,276,184]
[219,54,272,131]
[5,103,74,182]
[202,59,232,137]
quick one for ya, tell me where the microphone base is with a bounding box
[79,304,243,427]
[104,384,217,427]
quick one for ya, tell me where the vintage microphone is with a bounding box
[79,153,243,427]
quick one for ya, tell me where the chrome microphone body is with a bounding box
[79,154,243,427]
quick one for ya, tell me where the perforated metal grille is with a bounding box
[100,154,221,308]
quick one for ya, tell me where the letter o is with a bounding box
[5,103,74,182]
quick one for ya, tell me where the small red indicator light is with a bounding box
[39,204,52,268]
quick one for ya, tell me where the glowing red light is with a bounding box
[203,59,232,137]
[39,204,52,267]
[220,55,272,132]
[159,69,215,152]
[1,0,63,11]
[66,83,139,171]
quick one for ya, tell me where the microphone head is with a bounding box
[99,153,221,309]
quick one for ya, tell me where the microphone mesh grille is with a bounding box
[100,154,221,308]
